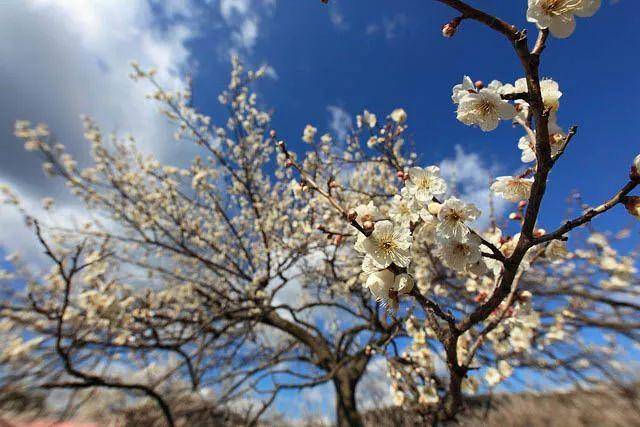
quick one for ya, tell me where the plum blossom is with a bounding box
[302,124,317,143]
[437,234,482,272]
[390,108,407,124]
[389,188,421,226]
[451,75,474,104]
[456,88,517,131]
[491,176,534,202]
[363,220,412,268]
[436,197,481,241]
[405,166,447,203]
[545,240,569,261]
[364,269,396,303]
[354,201,379,226]
[527,0,601,39]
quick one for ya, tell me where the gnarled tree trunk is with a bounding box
[333,359,367,427]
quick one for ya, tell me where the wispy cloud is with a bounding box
[217,0,277,55]
[327,105,353,143]
[440,146,507,229]
[366,13,408,40]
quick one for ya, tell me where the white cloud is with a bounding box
[327,105,352,143]
[365,14,408,40]
[0,0,200,259]
[329,8,348,31]
[217,0,276,55]
[439,146,508,229]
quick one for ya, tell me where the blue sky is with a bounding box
[0,0,639,421]
[188,0,639,238]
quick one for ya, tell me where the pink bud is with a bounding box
[442,23,456,38]
[624,196,640,219]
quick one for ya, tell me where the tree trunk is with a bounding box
[333,369,364,427]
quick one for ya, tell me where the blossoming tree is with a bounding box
[1,1,640,426]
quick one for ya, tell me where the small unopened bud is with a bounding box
[474,80,484,90]
[442,23,457,38]
[284,159,293,167]
[518,200,527,209]
[269,129,277,138]
[427,202,442,216]
[631,154,640,181]
[441,16,461,38]
[623,196,640,219]
[347,210,358,222]
[509,212,521,221]
[333,234,344,246]
[363,220,374,231]
[396,170,405,179]
[533,228,546,238]
[519,290,532,301]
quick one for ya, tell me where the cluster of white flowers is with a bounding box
[354,160,491,307]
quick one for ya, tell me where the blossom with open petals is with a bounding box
[405,166,447,203]
[390,108,407,124]
[363,220,412,268]
[436,197,481,241]
[389,190,421,226]
[354,201,379,226]
[527,0,600,39]
[490,176,534,202]
[456,88,516,132]
[451,75,474,104]
[437,234,482,272]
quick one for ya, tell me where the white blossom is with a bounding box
[456,88,516,131]
[437,234,482,272]
[451,75,474,104]
[436,197,481,241]
[490,176,534,202]
[389,191,421,226]
[390,108,407,124]
[527,0,600,39]
[405,166,447,203]
[364,269,396,302]
[545,240,569,261]
[363,220,412,268]
[354,201,379,226]
[485,367,502,386]
[302,124,317,143]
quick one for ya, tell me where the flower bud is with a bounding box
[363,220,374,231]
[442,23,457,38]
[474,80,484,90]
[333,234,344,246]
[269,129,277,138]
[631,154,640,181]
[394,274,414,294]
[284,158,293,167]
[441,16,461,38]
[347,210,357,222]
[509,212,521,220]
[624,196,640,219]
[427,202,442,216]
[397,170,405,179]
[518,200,527,209]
